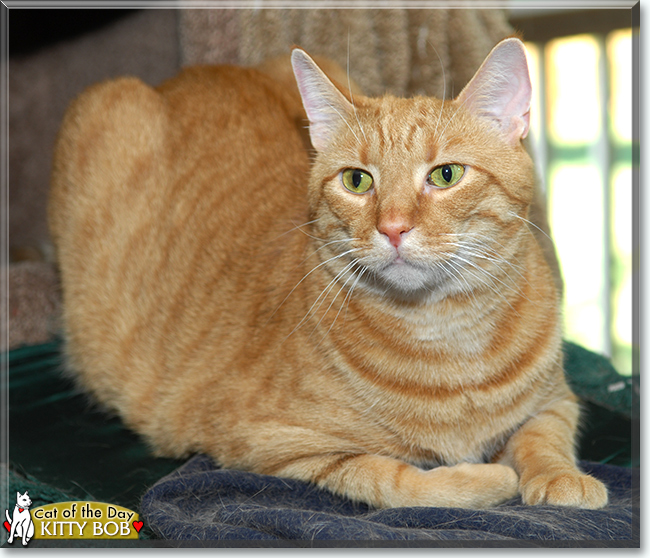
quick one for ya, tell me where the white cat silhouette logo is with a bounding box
[5,491,35,546]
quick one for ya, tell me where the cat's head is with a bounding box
[291,38,536,300]
[16,491,31,508]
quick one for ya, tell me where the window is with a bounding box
[511,8,638,376]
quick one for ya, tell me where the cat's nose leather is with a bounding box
[378,219,413,249]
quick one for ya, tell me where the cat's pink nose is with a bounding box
[378,219,413,249]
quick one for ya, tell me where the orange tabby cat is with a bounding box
[48,38,607,510]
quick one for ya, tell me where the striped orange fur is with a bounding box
[48,38,607,509]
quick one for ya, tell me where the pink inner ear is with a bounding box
[457,39,532,145]
[291,49,354,152]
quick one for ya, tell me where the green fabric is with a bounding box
[4,339,637,529]
[563,341,636,418]
[563,341,638,468]
[7,341,184,513]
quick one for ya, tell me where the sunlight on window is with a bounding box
[548,163,606,353]
[608,29,634,376]
[540,29,633,376]
[608,29,633,143]
[546,35,601,145]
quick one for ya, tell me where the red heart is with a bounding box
[3,520,10,532]
[18,509,23,513]
[132,521,143,533]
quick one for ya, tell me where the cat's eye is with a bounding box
[341,169,373,194]
[428,164,465,189]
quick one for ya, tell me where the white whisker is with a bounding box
[311,260,361,340]
[437,258,477,303]
[318,263,369,345]
[509,211,553,242]
[347,32,368,145]
[447,252,525,312]
[341,264,368,323]
[267,247,362,326]
[323,99,362,147]
[440,240,527,284]
[272,218,321,241]
[304,237,360,261]
[427,39,447,139]
[285,259,359,342]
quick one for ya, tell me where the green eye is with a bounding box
[428,164,465,188]
[341,169,373,194]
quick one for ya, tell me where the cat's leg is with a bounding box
[275,454,519,509]
[228,425,518,509]
[7,514,16,544]
[24,519,34,544]
[18,521,28,546]
[499,397,608,509]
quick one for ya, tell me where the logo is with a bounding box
[5,491,35,546]
[4,493,142,545]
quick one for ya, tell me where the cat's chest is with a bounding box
[326,331,530,464]
[352,383,515,466]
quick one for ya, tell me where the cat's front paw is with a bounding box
[521,469,608,509]
[432,462,520,508]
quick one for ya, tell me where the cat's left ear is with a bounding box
[456,38,532,146]
[291,48,356,152]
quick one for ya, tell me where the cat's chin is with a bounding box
[369,261,453,301]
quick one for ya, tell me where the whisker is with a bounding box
[311,259,361,339]
[267,247,363,326]
[437,258,477,303]
[439,240,527,283]
[323,98,362,147]
[427,39,446,139]
[451,252,520,294]
[509,211,554,242]
[341,264,368,323]
[272,218,321,241]
[439,232,545,302]
[448,253,525,311]
[319,263,369,345]
[305,237,360,259]
[438,232,527,273]
[347,31,368,144]
[285,258,359,342]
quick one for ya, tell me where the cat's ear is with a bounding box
[456,38,532,146]
[291,48,355,152]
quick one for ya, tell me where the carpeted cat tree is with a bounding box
[6,7,637,546]
[5,7,543,352]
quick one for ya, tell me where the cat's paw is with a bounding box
[475,463,520,506]
[436,462,519,508]
[521,469,608,509]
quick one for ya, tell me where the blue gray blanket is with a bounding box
[141,455,638,545]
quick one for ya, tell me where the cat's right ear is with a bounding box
[291,48,355,152]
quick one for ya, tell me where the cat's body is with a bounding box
[6,492,35,545]
[49,39,607,509]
